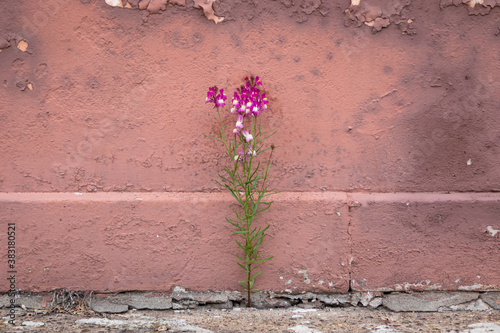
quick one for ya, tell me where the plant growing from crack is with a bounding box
[205,76,277,307]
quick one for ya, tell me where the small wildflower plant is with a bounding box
[205,76,277,307]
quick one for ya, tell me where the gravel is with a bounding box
[1,306,499,332]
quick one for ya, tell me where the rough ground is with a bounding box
[2,307,500,333]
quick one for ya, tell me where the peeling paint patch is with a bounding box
[193,0,224,24]
[16,79,34,92]
[105,0,125,7]
[468,0,484,7]
[345,0,415,34]
[486,225,499,237]
[393,282,443,292]
[106,0,168,12]
[17,40,28,52]
[440,0,500,15]
[456,284,498,291]
[298,269,311,284]
[353,279,452,292]
[104,0,222,23]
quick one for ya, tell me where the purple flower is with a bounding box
[206,86,227,108]
[247,145,257,157]
[252,105,260,116]
[234,150,245,163]
[206,86,218,105]
[241,129,253,142]
[216,88,227,107]
[230,76,269,118]
[232,92,240,107]
[233,115,244,135]
[261,92,268,106]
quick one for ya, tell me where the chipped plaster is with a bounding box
[105,0,223,23]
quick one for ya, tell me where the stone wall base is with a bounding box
[1,289,499,313]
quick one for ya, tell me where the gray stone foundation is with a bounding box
[1,289,499,313]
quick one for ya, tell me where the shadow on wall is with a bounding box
[369,70,500,192]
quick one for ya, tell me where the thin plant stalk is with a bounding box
[205,76,276,307]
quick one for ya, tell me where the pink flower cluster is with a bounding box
[206,76,269,163]
[230,76,269,129]
[205,86,227,108]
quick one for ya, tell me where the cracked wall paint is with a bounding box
[440,0,500,14]
[1,6,500,193]
[345,0,415,33]
[193,0,224,24]
[105,0,223,23]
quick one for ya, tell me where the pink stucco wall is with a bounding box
[1,0,499,293]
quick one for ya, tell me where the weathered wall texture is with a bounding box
[0,0,499,293]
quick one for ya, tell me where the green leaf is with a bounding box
[236,254,246,263]
[255,130,277,145]
[253,257,273,264]
[256,225,270,236]
[251,270,263,280]
[226,218,242,230]
[235,240,245,252]
[203,133,223,143]
[225,187,243,205]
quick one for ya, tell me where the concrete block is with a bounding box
[253,298,292,309]
[172,290,228,304]
[382,292,479,312]
[445,299,491,311]
[480,292,500,310]
[351,291,381,306]
[205,300,234,309]
[368,297,383,309]
[90,297,129,313]
[112,292,172,310]
[316,293,350,306]
[16,293,54,310]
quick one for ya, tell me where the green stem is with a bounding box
[247,266,252,307]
